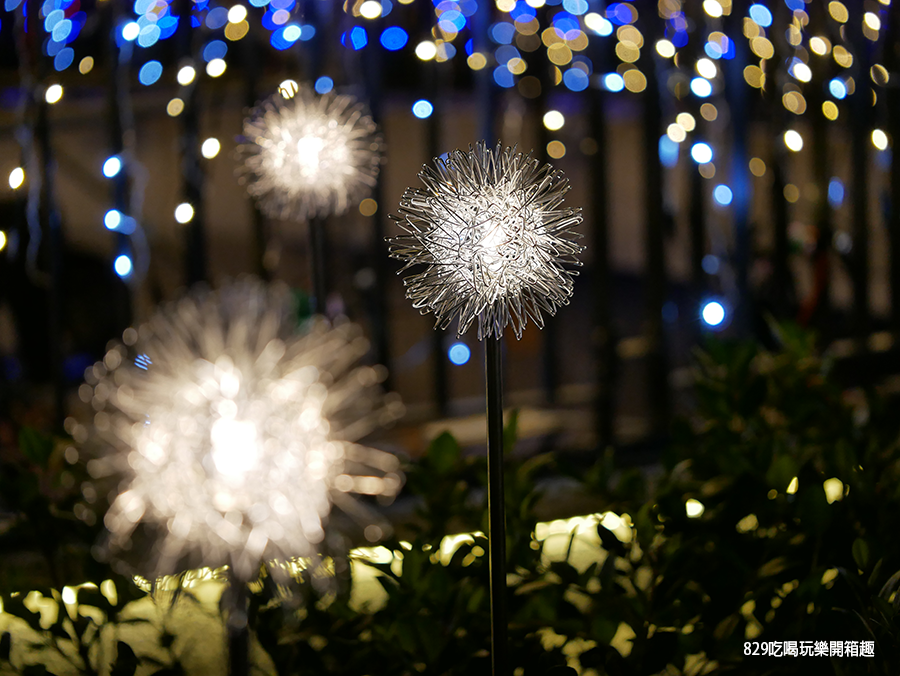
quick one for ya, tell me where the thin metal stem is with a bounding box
[308,216,328,316]
[485,335,508,676]
[225,572,250,676]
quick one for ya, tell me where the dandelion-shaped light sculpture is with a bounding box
[85,280,402,674]
[387,141,583,340]
[85,280,402,580]
[388,141,583,676]
[238,85,384,312]
[238,85,383,222]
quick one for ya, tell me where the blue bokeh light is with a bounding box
[702,255,720,275]
[563,68,588,91]
[104,209,122,230]
[691,142,713,164]
[713,184,733,206]
[341,26,368,50]
[828,78,847,99]
[490,21,515,44]
[314,76,334,94]
[493,65,515,88]
[748,4,772,27]
[380,26,408,50]
[114,254,133,278]
[701,300,726,328]
[690,77,712,98]
[828,178,844,207]
[448,342,471,366]
[412,99,433,118]
[103,156,122,178]
[562,0,588,14]
[53,47,74,71]
[603,72,625,92]
[202,40,227,62]
[659,135,679,167]
[138,60,162,86]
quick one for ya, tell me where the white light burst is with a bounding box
[388,141,584,340]
[238,85,384,221]
[84,280,403,582]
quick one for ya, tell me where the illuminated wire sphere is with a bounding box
[238,85,384,221]
[388,141,584,340]
[84,279,403,582]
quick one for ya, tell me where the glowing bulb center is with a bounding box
[296,136,326,172]
[211,418,259,479]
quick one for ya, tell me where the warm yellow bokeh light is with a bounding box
[8,167,25,190]
[784,184,800,203]
[546,140,566,159]
[822,101,839,121]
[206,59,227,78]
[686,499,705,518]
[872,129,889,151]
[201,138,221,159]
[702,0,723,17]
[467,53,487,70]
[676,112,696,132]
[177,66,196,86]
[79,56,94,74]
[167,98,185,117]
[415,41,437,61]
[666,123,686,143]
[749,157,766,177]
[227,4,247,22]
[784,130,803,152]
[359,198,378,216]
[700,103,718,121]
[543,110,565,131]
[655,39,675,58]
[45,84,63,104]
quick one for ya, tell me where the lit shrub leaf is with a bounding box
[765,455,797,492]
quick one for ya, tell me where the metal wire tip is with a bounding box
[387,141,584,340]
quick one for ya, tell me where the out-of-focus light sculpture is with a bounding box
[238,85,384,222]
[387,141,584,340]
[84,280,403,582]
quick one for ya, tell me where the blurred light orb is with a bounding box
[448,342,471,365]
[602,73,624,91]
[690,77,712,97]
[713,184,733,206]
[701,300,726,327]
[84,280,404,580]
[175,202,195,223]
[177,66,196,87]
[690,142,713,164]
[314,76,334,94]
[380,26,408,51]
[784,130,803,152]
[748,3,772,27]
[8,167,25,190]
[828,78,846,99]
[207,58,227,77]
[227,4,247,22]
[105,209,123,230]
[114,254,133,278]
[388,141,584,340]
[359,0,381,18]
[122,21,140,41]
[0,231,6,252]
[543,110,565,131]
[412,99,433,118]
[201,138,221,159]
[415,40,437,60]
[872,129,889,151]
[45,84,63,104]
[239,85,384,221]
[103,156,122,178]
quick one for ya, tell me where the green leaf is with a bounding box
[852,538,871,571]
[18,427,54,469]
[426,432,461,475]
[765,455,797,492]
